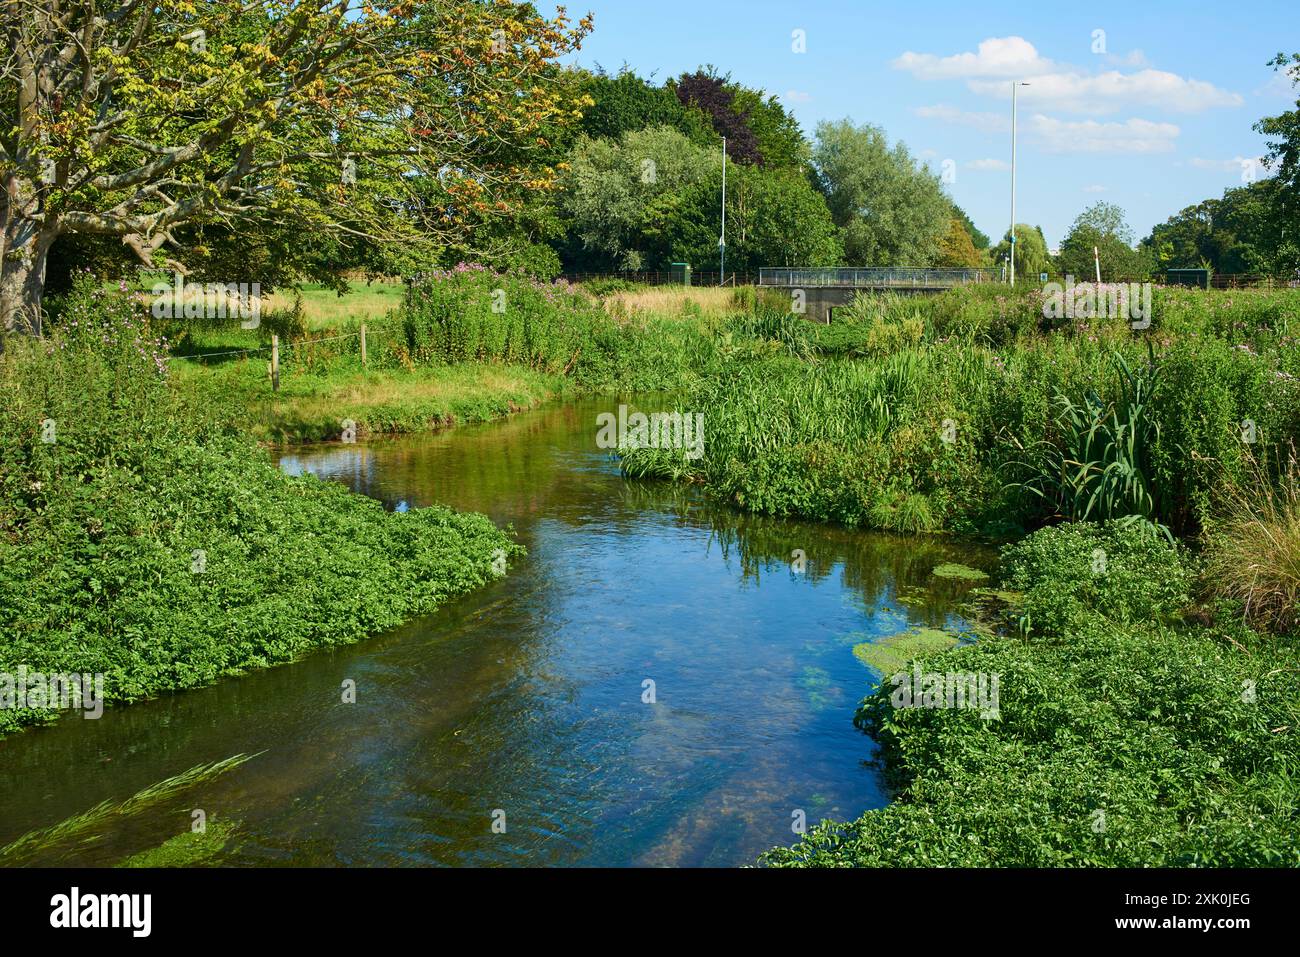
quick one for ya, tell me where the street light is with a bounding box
[1010,81,1030,286]
[719,137,727,286]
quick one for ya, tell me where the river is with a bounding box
[0,397,992,866]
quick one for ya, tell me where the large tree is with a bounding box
[559,125,717,270]
[644,161,840,273]
[1256,52,1300,229]
[810,119,950,266]
[1140,179,1294,276]
[935,216,981,268]
[0,0,590,334]
[989,223,1051,282]
[1057,202,1153,279]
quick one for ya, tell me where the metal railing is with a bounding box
[758,267,999,287]
[558,270,759,287]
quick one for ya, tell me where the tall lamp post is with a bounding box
[719,136,727,286]
[1009,81,1030,285]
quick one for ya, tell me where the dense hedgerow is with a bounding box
[0,280,520,736]
[763,523,1300,867]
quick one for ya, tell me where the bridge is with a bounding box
[758,267,999,323]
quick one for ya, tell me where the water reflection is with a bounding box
[0,397,993,867]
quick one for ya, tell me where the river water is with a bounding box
[0,397,991,866]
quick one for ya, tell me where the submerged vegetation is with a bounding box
[0,753,257,865]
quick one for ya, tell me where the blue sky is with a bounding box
[552,0,1299,248]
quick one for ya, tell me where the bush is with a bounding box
[0,281,520,735]
[1002,522,1193,635]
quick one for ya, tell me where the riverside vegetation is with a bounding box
[2,268,1298,865]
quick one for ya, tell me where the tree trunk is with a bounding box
[0,223,56,339]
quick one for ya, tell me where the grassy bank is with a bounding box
[600,282,1300,866]
[170,268,721,443]
[0,281,522,736]
[624,285,1300,539]
[764,521,1300,866]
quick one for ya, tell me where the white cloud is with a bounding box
[893,36,1056,80]
[1083,184,1109,193]
[1255,64,1300,98]
[914,104,1010,132]
[970,69,1242,114]
[1029,115,1180,153]
[1104,49,1150,69]
[895,36,1241,115]
[967,158,1010,171]
[782,90,812,104]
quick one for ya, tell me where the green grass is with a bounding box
[172,354,566,443]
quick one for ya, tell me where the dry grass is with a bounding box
[601,285,745,320]
[1203,453,1300,636]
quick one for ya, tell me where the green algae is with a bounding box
[852,627,960,675]
[931,563,990,581]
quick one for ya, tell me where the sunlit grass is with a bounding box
[601,285,745,320]
[171,354,562,443]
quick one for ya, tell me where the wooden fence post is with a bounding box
[360,323,367,369]
[271,334,280,392]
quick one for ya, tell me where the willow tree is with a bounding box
[0,0,591,334]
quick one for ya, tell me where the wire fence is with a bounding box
[177,327,380,391]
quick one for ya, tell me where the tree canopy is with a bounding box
[811,120,951,266]
[1058,202,1153,280]
[0,0,591,330]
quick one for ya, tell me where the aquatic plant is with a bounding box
[0,754,258,864]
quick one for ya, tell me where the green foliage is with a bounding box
[1254,52,1300,233]
[1142,179,1297,277]
[1057,202,1154,280]
[1003,522,1194,635]
[989,224,1053,282]
[1009,350,1167,535]
[575,68,717,147]
[560,126,719,270]
[764,524,1298,867]
[935,216,982,268]
[383,264,713,395]
[0,283,521,736]
[117,819,241,868]
[623,285,1300,544]
[0,753,257,863]
[812,119,951,266]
